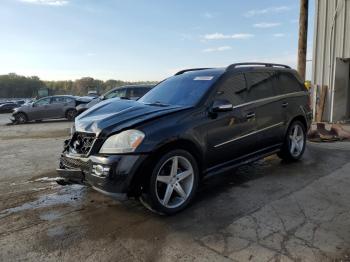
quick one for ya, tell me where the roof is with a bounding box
[110,84,154,91]
[174,63,294,76]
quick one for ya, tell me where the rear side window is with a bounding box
[52,97,74,104]
[275,72,304,94]
[245,72,275,101]
[216,73,247,105]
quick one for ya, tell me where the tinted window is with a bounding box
[245,72,275,101]
[216,73,247,104]
[275,72,304,94]
[139,72,221,106]
[51,97,73,104]
[131,88,149,98]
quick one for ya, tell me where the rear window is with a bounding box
[275,72,305,94]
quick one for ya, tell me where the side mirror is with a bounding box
[211,99,233,113]
[99,95,104,100]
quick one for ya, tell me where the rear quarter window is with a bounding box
[275,72,305,94]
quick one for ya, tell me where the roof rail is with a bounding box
[226,62,291,71]
[174,68,213,76]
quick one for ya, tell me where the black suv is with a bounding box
[57,63,312,214]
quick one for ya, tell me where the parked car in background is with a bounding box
[11,95,92,124]
[0,102,19,113]
[87,90,99,98]
[76,84,154,115]
[57,63,312,214]
[15,100,26,106]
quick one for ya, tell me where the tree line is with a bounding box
[0,73,157,98]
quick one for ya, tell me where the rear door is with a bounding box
[275,72,308,124]
[206,72,258,167]
[50,96,66,118]
[51,96,76,118]
[244,71,285,150]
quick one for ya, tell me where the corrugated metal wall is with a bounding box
[312,0,350,121]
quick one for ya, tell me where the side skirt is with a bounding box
[203,144,282,179]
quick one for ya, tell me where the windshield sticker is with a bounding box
[194,76,214,81]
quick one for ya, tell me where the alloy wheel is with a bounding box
[155,156,194,209]
[15,113,26,124]
[289,124,305,157]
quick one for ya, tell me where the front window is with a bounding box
[34,97,50,106]
[139,71,221,106]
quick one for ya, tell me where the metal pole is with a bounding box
[297,0,309,81]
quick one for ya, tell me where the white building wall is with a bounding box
[312,0,350,122]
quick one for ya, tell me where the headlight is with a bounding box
[99,130,145,154]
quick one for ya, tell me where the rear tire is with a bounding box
[14,112,27,124]
[141,149,199,215]
[278,120,306,162]
[66,109,77,121]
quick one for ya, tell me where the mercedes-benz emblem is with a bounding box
[73,140,81,150]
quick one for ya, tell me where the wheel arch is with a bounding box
[282,115,308,142]
[14,111,29,121]
[65,107,77,115]
[127,138,204,197]
[288,115,308,131]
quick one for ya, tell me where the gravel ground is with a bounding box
[0,113,350,262]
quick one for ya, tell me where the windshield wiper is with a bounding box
[144,101,170,107]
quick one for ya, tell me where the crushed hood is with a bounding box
[74,98,190,135]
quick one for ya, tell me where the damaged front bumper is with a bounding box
[57,152,148,200]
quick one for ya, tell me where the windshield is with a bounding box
[105,88,127,99]
[139,71,221,106]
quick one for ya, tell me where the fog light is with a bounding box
[94,165,104,176]
[92,165,110,177]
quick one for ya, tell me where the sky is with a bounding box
[0,0,315,81]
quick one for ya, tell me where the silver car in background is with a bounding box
[11,95,92,124]
[76,85,154,115]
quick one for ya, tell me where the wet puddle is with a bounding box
[0,184,86,219]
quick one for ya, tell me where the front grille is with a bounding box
[69,132,96,155]
[61,155,91,172]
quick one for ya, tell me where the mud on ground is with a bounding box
[0,113,350,261]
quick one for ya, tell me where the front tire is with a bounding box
[14,112,27,124]
[145,149,199,215]
[278,120,306,161]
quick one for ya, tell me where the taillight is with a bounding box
[307,93,312,110]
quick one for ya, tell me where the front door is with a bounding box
[30,97,52,120]
[206,72,258,168]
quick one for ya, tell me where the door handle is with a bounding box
[282,102,289,108]
[246,112,256,119]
